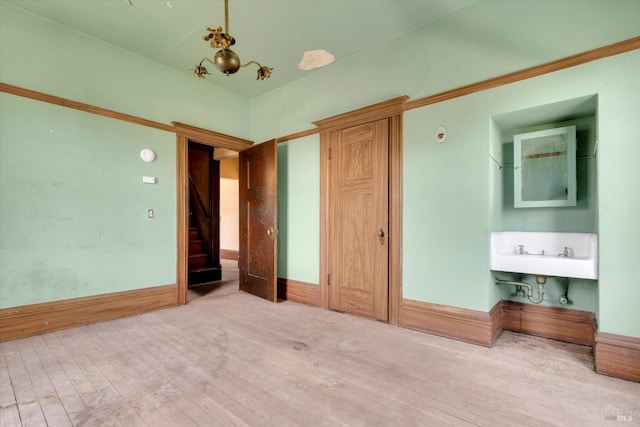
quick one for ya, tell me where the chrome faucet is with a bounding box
[518,244,525,254]
[557,246,570,257]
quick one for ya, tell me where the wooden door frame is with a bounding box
[313,96,408,325]
[174,122,254,305]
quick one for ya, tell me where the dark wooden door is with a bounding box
[329,119,389,320]
[239,140,278,301]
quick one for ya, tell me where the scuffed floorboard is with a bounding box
[1,292,638,426]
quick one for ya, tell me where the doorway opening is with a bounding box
[187,141,221,286]
[174,122,277,305]
[187,145,241,302]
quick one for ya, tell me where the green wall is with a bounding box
[403,102,491,311]
[0,3,249,137]
[597,52,640,338]
[277,137,320,284]
[0,4,250,308]
[0,94,176,307]
[251,4,640,337]
[1,1,639,340]
[407,51,638,323]
[250,0,640,143]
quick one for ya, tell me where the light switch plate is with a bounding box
[142,176,156,184]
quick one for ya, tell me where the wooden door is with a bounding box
[329,119,389,320]
[239,140,278,301]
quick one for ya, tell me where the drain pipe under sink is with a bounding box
[495,275,546,304]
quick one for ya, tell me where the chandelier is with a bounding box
[193,0,272,80]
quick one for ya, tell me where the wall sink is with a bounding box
[490,231,598,279]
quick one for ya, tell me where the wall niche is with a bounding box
[492,95,598,233]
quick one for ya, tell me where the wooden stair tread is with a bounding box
[189,266,221,273]
[187,211,221,283]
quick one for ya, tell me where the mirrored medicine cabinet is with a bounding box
[514,125,576,208]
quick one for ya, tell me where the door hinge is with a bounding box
[327,274,331,286]
[328,148,332,160]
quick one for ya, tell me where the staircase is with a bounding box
[188,213,221,286]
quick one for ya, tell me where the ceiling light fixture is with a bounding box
[193,0,272,81]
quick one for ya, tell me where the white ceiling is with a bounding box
[2,0,476,98]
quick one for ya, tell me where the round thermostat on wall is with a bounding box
[140,148,155,162]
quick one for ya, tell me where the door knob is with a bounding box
[267,227,274,239]
[378,228,385,245]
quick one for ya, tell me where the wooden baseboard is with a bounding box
[502,301,595,346]
[220,249,239,261]
[489,301,504,346]
[398,299,501,347]
[277,278,320,307]
[0,284,178,342]
[594,331,640,382]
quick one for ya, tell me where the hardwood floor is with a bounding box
[187,259,239,302]
[1,293,638,426]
